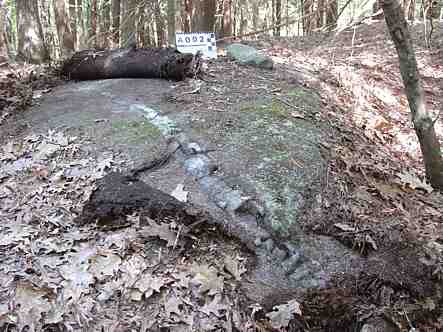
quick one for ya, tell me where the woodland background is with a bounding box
[0,0,442,64]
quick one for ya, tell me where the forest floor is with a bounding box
[0,20,443,331]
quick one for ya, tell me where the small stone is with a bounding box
[282,252,304,275]
[254,237,263,247]
[263,238,275,252]
[272,246,288,261]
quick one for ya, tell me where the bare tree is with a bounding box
[100,0,111,47]
[326,0,337,30]
[112,0,121,47]
[275,0,282,36]
[303,0,313,34]
[182,0,192,32]
[167,0,176,45]
[16,0,49,63]
[193,0,216,32]
[252,0,259,31]
[77,0,87,49]
[317,0,325,28]
[90,0,98,47]
[380,0,443,189]
[0,0,8,62]
[121,0,137,46]
[154,0,166,45]
[137,4,146,46]
[53,0,75,58]
[223,0,232,37]
[68,0,77,49]
[404,0,416,20]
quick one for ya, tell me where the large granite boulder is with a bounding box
[226,43,274,69]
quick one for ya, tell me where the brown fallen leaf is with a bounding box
[223,255,247,281]
[190,264,224,295]
[138,219,179,247]
[265,299,302,329]
[199,294,227,318]
[165,294,182,317]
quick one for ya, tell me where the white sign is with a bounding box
[176,32,217,59]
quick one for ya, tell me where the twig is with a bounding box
[172,225,183,251]
[273,96,301,111]
[431,109,442,126]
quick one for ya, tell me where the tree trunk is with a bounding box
[53,0,75,58]
[325,0,337,30]
[77,0,87,49]
[90,0,98,47]
[407,0,416,20]
[275,0,282,36]
[183,0,192,32]
[68,0,77,49]
[121,0,137,47]
[137,4,145,46]
[303,0,313,35]
[271,0,275,32]
[223,0,232,37]
[112,0,120,47]
[16,0,49,63]
[252,0,259,31]
[193,0,216,32]
[145,23,152,46]
[167,0,176,45]
[154,0,166,46]
[380,0,443,189]
[0,0,9,62]
[317,0,324,28]
[62,47,198,81]
[100,0,111,48]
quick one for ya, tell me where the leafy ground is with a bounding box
[1,20,443,331]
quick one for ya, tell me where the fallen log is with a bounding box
[75,172,209,227]
[62,46,200,81]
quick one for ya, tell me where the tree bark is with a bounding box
[167,0,176,45]
[62,47,198,81]
[223,0,232,38]
[77,0,87,49]
[154,0,166,46]
[16,0,49,63]
[183,0,192,32]
[407,0,416,20]
[53,0,75,58]
[274,0,282,37]
[275,0,282,36]
[325,0,337,30]
[317,0,324,28]
[68,0,77,49]
[111,0,121,47]
[252,0,259,31]
[100,0,111,48]
[90,0,98,47]
[0,0,9,62]
[380,0,443,189]
[303,0,313,35]
[137,4,145,46]
[193,0,216,32]
[121,0,137,47]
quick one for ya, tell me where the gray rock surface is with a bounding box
[226,43,274,69]
[18,78,362,306]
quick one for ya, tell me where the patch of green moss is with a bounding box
[111,120,161,144]
[240,101,291,120]
[287,87,321,109]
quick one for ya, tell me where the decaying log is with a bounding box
[75,172,208,227]
[62,46,200,81]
